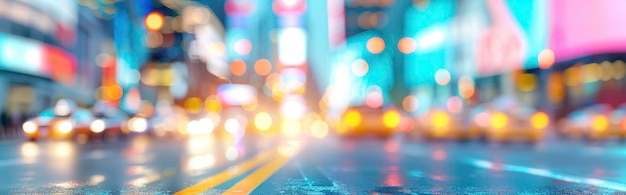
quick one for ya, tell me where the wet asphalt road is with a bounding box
[1,133,626,194]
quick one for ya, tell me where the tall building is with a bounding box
[0,0,107,116]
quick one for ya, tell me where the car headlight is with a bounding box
[490,112,508,129]
[198,118,214,134]
[57,120,73,134]
[90,119,106,133]
[344,110,361,128]
[186,120,200,135]
[225,118,240,134]
[22,121,37,134]
[129,117,148,133]
[592,115,609,132]
[530,112,549,129]
[383,110,401,128]
[432,111,449,129]
[254,112,272,131]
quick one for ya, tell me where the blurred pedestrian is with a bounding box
[0,110,7,138]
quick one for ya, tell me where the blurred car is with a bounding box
[22,108,94,141]
[480,106,548,143]
[335,105,400,138]
[75,105,130,140]
[416,108,482,141]
[183,110,218,138]
[468,96,548,143]
[557,104,626,140]
[151,106,190,139]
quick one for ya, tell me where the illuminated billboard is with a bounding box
[549,0,626,62]
[0,33,76,85]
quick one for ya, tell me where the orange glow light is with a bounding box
[398,37,417,54]
[547,72,565,104]
[366,37,385,54]
[145,12,164,31]
[254,58,272,76]
[538,49,555,69]
[184,97,203,114]
[204,96,221,113]
[530,112,549,129]
[106,85,123,100]
[230,60,247,76]
[517,73,537,92]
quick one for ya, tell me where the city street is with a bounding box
[1,132,625,194]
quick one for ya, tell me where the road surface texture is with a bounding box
[1,133,625,194]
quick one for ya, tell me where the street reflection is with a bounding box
[20,142,38,160]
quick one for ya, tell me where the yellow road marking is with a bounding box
[223,141,305,194]
[174,148,275,195]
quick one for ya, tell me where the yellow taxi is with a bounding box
[416,108,482,141]
[558,104,626,140]
[335,105,401,138]
[481,107,549,142]
[23,108,94,141]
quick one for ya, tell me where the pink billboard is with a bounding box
[550,0,626,62]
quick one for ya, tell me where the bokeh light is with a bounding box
[145,12,164,31]
[547,72,565,104]
[366,91,384,108]
[383,110,401,128]
[530,112,549,129]
[366,37,385,54]
[106,85,123,100]
[254,112,272,131]
[254,58,272,76]
[435,69,451,86]
[517,73,537,92]
[458,76,475,99]
[281,119,301,136]
[592,115,609,132]
[432,111,449,129]
[184,97,203,114]
[310,120,329,138]
[491,112,508,129]
[446,96,462,114]
[230,59,247,76]
[474,112,491,127]
[344,110,361,127]
[538,49,555,69]
[398,37,417,54]
[234,39,252,55]
[402,95,419,112]
[351,59,369,77]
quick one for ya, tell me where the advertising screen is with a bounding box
[550,0,626,61]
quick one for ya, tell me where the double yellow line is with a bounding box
[175,141,304,195]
